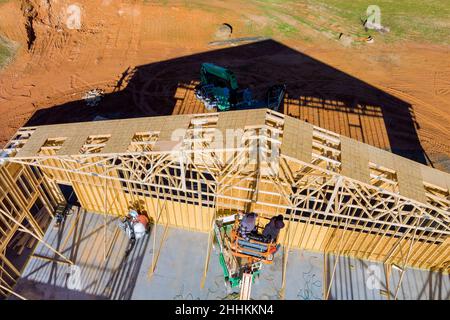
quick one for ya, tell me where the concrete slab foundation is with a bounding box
[12,210,449,300]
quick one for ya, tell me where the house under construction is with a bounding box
[0,108,449,300]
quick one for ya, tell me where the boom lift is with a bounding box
[214,213,281,299]
[195,63,286,112]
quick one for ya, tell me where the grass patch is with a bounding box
[306,0,450,44]
[0,36,17,69]
[145,0,450,45]
[251,0,450,45]
[0,1,16,69]
[276,22,297,36]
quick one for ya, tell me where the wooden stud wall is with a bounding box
[28,153,448,273]
[0,163,63,297]
[1,110,448,299]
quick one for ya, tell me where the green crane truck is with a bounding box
[194,63,286,112]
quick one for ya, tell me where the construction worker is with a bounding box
[262,214,285,242]
[54,203,74,229]
[238,212,257,241]
[119,209,150,256]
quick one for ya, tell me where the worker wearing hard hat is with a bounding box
[126,209,150,240]
[239,212,257,241]
[119,209,151,256]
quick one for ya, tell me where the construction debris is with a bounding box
[83,89,104,107]
[365,35,374,43]
[8,207,52,255]
[215,23,233,40]
[338,33,353,47]
[93,115,109,121]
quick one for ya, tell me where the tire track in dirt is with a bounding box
[381,86,450,136]
[128,2,143,64]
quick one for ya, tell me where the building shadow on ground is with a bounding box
[25,39,429,165]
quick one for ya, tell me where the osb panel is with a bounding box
[15,114,194,157]
[10,110,450,200]
[281,116,313,163]
[340,136,370,184]
[395,157,427,203]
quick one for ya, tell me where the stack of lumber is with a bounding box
[8,207,52,255]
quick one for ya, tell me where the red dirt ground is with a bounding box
[0,0,449,171]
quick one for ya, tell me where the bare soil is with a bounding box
[0,0,449,171]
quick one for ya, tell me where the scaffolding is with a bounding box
[0,109,448,299]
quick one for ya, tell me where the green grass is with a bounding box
[3,0,445,49]
[276,22,297,36]
[311,0,450,44]
[248,0,450,45]
[0,37,16,69]
[0,1,15,69]
[240,2,314,42]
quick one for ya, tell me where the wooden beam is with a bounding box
[0,283,27,300]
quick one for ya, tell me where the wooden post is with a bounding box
[148,209,168,277]
[3,116,449,279]
[200,205,218,289]
[0,252,21,277]
[393,221,420,300]
[384,263,391,300]
[148,183,169,278]
[0,208,73,265]
[323,253,328,300]
[280,208,293,299]
[0,169,44,237]
[0,283,27,300]
[103,178,108,261]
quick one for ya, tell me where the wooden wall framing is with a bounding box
[0,109,448,299]
[0,162,63,298]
